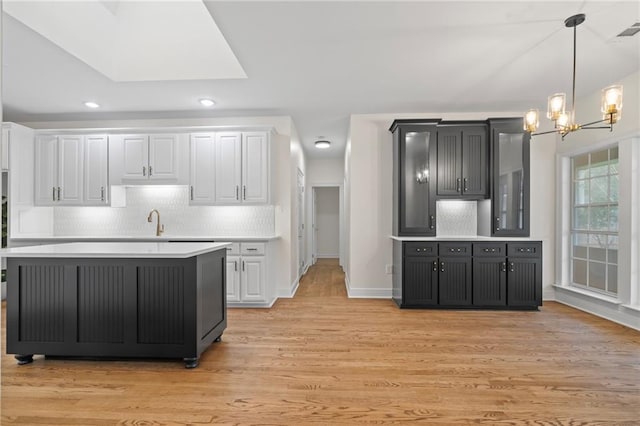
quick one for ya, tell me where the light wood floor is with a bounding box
[2,259,639,424]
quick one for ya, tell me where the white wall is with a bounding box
[345,111,557,298]
[554,70,640,330]
[285,122,306,297]
[314,187,340,257]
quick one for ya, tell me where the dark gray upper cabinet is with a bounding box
[436,124,488,198]
[390,120,438,236]
[489,118,530,237]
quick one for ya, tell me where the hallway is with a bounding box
[295,258,347,298]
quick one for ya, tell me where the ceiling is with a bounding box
[2,1,639,159]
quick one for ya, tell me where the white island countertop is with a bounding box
[0,242,231,258]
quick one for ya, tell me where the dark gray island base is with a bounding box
[6,247,227,368]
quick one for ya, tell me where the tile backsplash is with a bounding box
[53,186,275,237]
[436,200,478,236]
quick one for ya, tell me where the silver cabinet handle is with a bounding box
[440,261,445,272]
[142,166,146,176]
[243,185,246,200]
[432,261,437,272]
[52,187,56,202]
[429,215,435,230]
[463,177,468,192]
[149,165,153,176]
[242,261,245,271]
[495,217,500,231]
[57,187,61,201]
[509,262,515,272]
[234,261,238,272]
[246,248,258,251]
[190,186,194,200]
[456,178,461,193]
[236,185,239,200]
[100,186,105,201]
[501,262,507,272]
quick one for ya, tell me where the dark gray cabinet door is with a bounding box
[507,258,541,307]
[436,128,462,196]
[489,118,530,236]
[403,256,438,306]
[437,126,488,197]
[472,257,507,306]
[438,257,472,305]
[461,126,487,196]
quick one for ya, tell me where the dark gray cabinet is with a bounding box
[489,118,530,236]
[390,120,438,236]
[392,240,542,310]
[436,124,488,198]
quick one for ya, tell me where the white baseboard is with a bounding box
[227,297,277,309]
[554,285,640,331]
[277,278,300,298]
[316,254,339,259]
[345,275,392,299]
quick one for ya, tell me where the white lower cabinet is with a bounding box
[226,242,271,306]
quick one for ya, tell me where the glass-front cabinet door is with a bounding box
[489,118,530,236]
[391,121,438,236]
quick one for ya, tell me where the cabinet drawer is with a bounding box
[439,243,471,257]
[225,243,240,256]
[507,242,541,258]
[404,242,437,257]
[240,242,266,255]
[473,243,506,257]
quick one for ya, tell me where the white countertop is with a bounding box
[390,236,540,241]
[0,242,231,258]
[10,235,279,243]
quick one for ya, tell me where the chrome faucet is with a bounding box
[147,209,165,236]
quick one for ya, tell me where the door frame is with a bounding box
[309,184,344,267]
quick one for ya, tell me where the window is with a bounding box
[571,146,618,295]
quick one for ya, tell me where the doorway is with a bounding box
[312,186,342,265]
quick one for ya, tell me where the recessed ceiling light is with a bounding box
[84,101,100,108]
[315,140,331,149]
[199,98,215,107]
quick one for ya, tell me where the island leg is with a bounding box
[184,357,199,369]
[215,335,222,342]
[15,355,34,365]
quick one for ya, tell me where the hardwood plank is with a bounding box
[2,260,639,424]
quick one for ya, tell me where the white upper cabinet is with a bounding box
[122,135,149,180]
[208,131,269,205]
[1,126,9,171]
[35,135,85,206]
[83,135,109,205]
[111,133,187,185]
[214,132,242,204]
[242,132,269,204]
[189,133,216,205]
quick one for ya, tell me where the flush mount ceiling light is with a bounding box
[84,101,100,108]
[524,14,623,140]
[199,98,215,107]
[315,140,331,149]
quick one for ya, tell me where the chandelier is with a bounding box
[524,14,623,139]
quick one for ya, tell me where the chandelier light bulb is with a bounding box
[556,112,570,130]
[601,85,623,124]
[547,93,566,121]
[524,109,539,132]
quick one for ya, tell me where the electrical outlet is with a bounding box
[385,264,393,274]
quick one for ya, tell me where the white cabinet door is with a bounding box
[241,256,266,302]
[122,135,149,180]
[1,127,9,171]
[189,133,216,204]
[149,134,178,180]
[215,132,242,204]
[34,135,59,205]
[57,135,84,205]
[84,135,109,205]
[242,132,269,203]
[226,256,241,302]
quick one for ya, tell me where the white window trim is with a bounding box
[556,135,640,308]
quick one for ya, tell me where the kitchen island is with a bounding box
[2,242,229,368]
